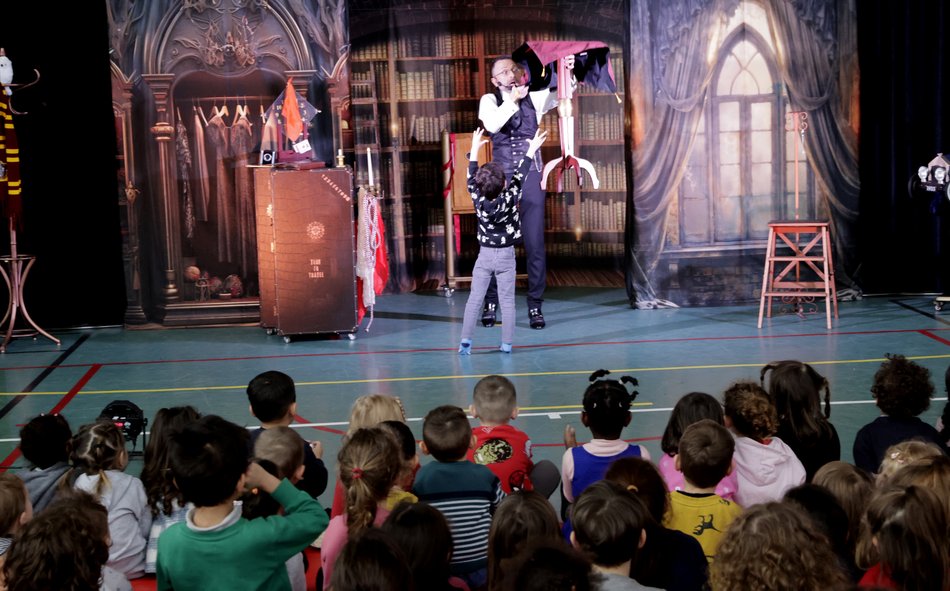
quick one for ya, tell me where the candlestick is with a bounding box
[367,147,375,187]
[335,148,345,168]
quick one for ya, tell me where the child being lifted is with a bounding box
[459,126,547,355]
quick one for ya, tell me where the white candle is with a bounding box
[367,147,374,186]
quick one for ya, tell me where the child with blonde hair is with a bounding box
[887,453,950,516]
[812,460,873,567]
[321,427,401,590]
[723,381,804,507]
[875,439,944,484]
[68,420,151,579]
[331,394,407,518]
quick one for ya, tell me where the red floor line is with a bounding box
[0,364,102,470]
[1,326,947,372]
[919,330,950,347]
[295,414,346,436]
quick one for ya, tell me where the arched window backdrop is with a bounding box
[676,18,816,249]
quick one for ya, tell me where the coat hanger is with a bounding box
[194,102,208,127]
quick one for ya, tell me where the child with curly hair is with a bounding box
[723,381,804,507]
[709,502,849,591]
[853,354,947,474]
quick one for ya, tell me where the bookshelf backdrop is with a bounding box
[348,26,626,291]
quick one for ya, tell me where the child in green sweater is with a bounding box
[157,415,329,591]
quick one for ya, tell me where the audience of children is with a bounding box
[570,480,659,591]
[853,354,947,473]
[658,392,738,500]
[0,473,31,569]
[330,394,407,518]
[723,381,806,506]
[140,405,201,575]
[709,501,850,590]
[857,484,950,591]
[414,405,505,590]
[760,360,841,480]
[246,371,329,500]
[486,490,562,591]
[664,419,742,562]
[13,359,950,591]
[381,500,469,591]
[468,374,560,496]
[2,489,130,591]
[16,412,71,513]
[68,419,152,580]
[603,457,708,591]
[156,414,329,590]
[321,427,400,590]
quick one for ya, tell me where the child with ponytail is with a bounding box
[320,427,400,590]
[68,420,152,579]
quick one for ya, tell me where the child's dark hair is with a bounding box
[604,457,668,524]
[141,406,201,517]
[783,484,853,574]
[572,480,648,568]
[501,539,594,591]
[487,490,562,591]
[339,427,400,532]
[19,413,71,469]
[660,392,723,456]
[381,501,455,591]
[0,473,26,536]
[67,420,128,497]
[246,370,296,423]
[422,405,472,462]
[328,527,413,591]
[473,374,518,424]
[3,489,110,591]
[722,381,778,441]
[167,415,250,507]
[678,419,735,489]
[871,353,934,419]
[377,420,417,487]
[761,360,834,442]
[582,369,638,439]
[941,365,950,443]
[474,161,506,200]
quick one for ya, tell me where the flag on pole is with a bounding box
[282,77,303,141]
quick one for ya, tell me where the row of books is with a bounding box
[395,111,479,144]
[545,161,628,192]
[399,238,626,265]
[396,33,478,58]
[543,194,626,232]
[578,112,624,141]
[350,64,391,100]
[353,40,388,61]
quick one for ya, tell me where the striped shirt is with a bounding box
[413,460,505,574]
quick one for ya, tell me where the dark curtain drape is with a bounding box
[625,0,738,308]
[766,0,860,292]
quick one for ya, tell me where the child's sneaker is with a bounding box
[459,339,472,355]
[499,343,512,353]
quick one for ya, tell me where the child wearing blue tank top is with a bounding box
[562,370,650,532]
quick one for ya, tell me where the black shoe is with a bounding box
[529,308,545,329]
[481,303,497,328]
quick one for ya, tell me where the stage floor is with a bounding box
[2,287,949,511]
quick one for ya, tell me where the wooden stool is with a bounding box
[758,221,838,329]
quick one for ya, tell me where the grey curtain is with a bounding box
[766,0,860,290]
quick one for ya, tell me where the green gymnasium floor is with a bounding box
[1,287,949,512]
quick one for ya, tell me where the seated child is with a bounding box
[328,527,413,591]
[16,413,71,512]
[381,501,469,591]
[247,370,329,499]
[665,420,742,562]
[157,415,329,591]
[563,370,649,518]
[658,392,738,500]
[377,420,420,510]
[723,381,805,507]
[875,439,944,484]
[501,539,595,591]
[0,473,31,569]
[414,405,505,589]
[486,490,561,591]
[247,426,310,591]
[140,406,201,574]
[812,461,873,576]
[468,375,559,496]
[853,354,947,474]
[571,480,659,591]
[321,427,400,590]
[3,489,130,591]
[458,127,547,355]
[69,420,152,579]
